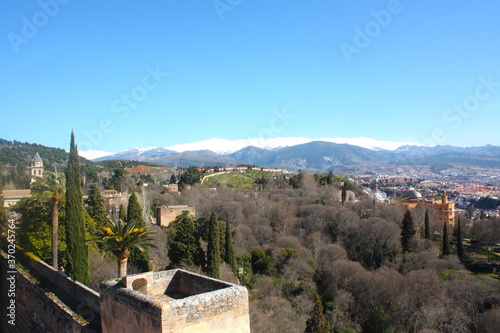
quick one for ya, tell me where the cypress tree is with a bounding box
[442,222,450,256]
[224,220,237,275]
[65,131,90,285]
[206,212,221,279]
[126,192,151,272]
[401,209,416,253]
[85,184,109,224]
[168,212,205,268]
[85,184,110,239]
[456,217,464,261]
[327,171,334,185]
[424,210,431,239]
[341,184,347,203]
[304,292,331,333]
[118,204,126,222]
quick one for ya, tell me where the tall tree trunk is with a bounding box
[118,258,128,278]
[52,192,59,270]
[117,249,130,277]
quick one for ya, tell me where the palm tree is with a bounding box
[91,219,156,277]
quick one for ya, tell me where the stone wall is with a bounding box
[25,252,101,316]
[100,283,164,333]
[100,269,250,333]
[0,250,100,333]
[156,205,196,227]
[1,249,249,333]
[161,280,250,333]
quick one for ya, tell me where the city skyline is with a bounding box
[2,1,499,153]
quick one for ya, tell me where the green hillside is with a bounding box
[202,169,287,189]
[0,139,96,189]
[0,138,173,190]
[203,172,257,189]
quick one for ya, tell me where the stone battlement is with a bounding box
[100,269,250,333]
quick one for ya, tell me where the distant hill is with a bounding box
[252,141,392,171]
[95,140,500,172]
[0,139,69,172]
[95,148,241,168]
[0,139,165,189]
[0,139,74,188]
[3,138,499,178]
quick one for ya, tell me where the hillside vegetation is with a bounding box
[157,177,500,332]
[3,139,500,333]
[0,139,167,189]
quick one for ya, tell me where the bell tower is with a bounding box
[30,152,44,183]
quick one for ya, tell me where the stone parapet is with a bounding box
[100,269,250,333]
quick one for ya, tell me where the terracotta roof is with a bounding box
[126,165,171,174]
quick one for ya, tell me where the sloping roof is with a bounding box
[32,152,43,163]
[2,189,31,198]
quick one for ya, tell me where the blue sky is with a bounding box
[1,0,499,153]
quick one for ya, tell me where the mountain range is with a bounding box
[90,138,500,173]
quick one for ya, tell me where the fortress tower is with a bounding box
[100,269,250,333]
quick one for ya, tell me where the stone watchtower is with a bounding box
[30,152,44,183]
[100,269,250,333]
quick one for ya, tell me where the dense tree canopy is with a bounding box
[14,177,67,264]
[4,160,500,332]
[85,184,110,240]
[167,211,205,268]
[178,166,203,187]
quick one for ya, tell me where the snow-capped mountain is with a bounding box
[165,137,311,154]
[89,138,500,172]
[163,137,427,154]
[89,137,427,160]
[93,147,176,162]
[78,150,114,160]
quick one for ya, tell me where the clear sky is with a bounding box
[1,0,499,153]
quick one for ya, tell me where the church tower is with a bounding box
[30,152,44,183]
